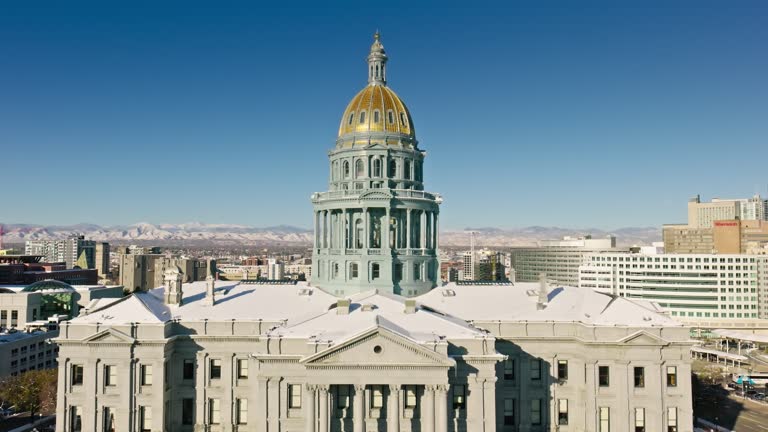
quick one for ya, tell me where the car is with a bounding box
[0,407,15,419]
[753,393,766,400]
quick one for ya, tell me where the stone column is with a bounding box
[318,385,329,432]
[305,384,316,432]
[267,378,281,432]
[420,210,427,249]
[423,385,436,432]
[314,211,319,249]
[468,378,484,431]
[435,384,448,432]
[483,378,497,432]
[434,213,440,252]
[329,211,335,249]
[406,209,412,250]
[387,384,400,432]
[255,377,269,432]
[353,384,365,432]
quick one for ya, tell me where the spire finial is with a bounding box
[367,31,388,85]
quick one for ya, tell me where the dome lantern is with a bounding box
[367,31,388,86]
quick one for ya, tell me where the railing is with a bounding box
[312,189,441,202]
[367,249,382,255]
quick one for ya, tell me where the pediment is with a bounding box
[359,190,393,200]
[618,331,668,346]
[302,326,453,368]
[81,328,136,345]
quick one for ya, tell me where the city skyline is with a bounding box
[2,1,767,230]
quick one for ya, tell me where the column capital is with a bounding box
[305,383,318,392]
[317,384,330,392]
[434,384,449,393]
[354,384,366,392]
[388,383,401,392]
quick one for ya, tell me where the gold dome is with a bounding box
[336,33,416,148]
[337,84,415,139]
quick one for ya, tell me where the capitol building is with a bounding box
[54,34,694,432]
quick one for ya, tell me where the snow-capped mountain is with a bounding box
[0,223,660,247]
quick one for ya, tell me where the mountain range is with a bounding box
[0,223,661,247]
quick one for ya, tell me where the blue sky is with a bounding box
[2,0,766,230]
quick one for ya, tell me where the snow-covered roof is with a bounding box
[417,282,682,327]
[269,290,484,344]
[70,280,681,328]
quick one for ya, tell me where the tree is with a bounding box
[0,369,57,420]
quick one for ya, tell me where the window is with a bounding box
[351,263,359,279]
[599,407,610,432]
[371,263,380,280]
[209,359,221,380]
[503,358,515,380]
[236,398,248,425]
[634,367,645,388]
[389,160,397,177]
[599,366,610,387]
[635,407,645,432]
[394,263,402,282]
[557,360,568,381]
[334,262,340,278]
[237,358,248,379]
[452,385,466,410]
[208,398,220,424]
[530,358,542,380]
[413,263,421,281]
[182,398,194,425]
[388,110,394,124]
[373,159,381,177]
[404,160,411,180]
[503,399,515,426]
[558,399,569,425]
[355,220,364,249]
[104,365,117,387]
[355,159,365,177]
[344,161,350,178]
[348,112,354,125]
[359,111,366,123]
[373,110,380,123]
[140,364,153,386]
[530,399,541,425]
[400,112,407,126]
[289,384,302,408]
[140,406,152,432]
[336,385,351,409]
[71,364,84,386]
[666,366,677,387]
[70,406,83,432]
[667,407,677,432]
[371,385,384,409]
[404,385,418,409]
[103,406,115,432]
[183,359,195,380]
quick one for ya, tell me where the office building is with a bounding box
[94,242,111,278]
[511,236,626,286]
[25,236,96,269]
[580,252,768,324]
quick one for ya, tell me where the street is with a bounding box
[696,388,768,432]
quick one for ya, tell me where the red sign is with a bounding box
[715,221,738,227]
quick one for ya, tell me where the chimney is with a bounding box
[404,299,417,314]
[537,273,549,310]
[336,299,351,315]
[164,267,183,306]
[203,275,216,306]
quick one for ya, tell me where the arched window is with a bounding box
[355,159,365,177]
[400,112,407,126]
[413,263,421,281]
[343,161,350,178]
[389,160,397,178]
[373,110,380,123]
[350,263,359,279]
[404,160,411,180]
[348,112,355,125]
[372,159,381,177]
[388,110,394,124]
[371,263,380,280]
[359,111,366,124]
